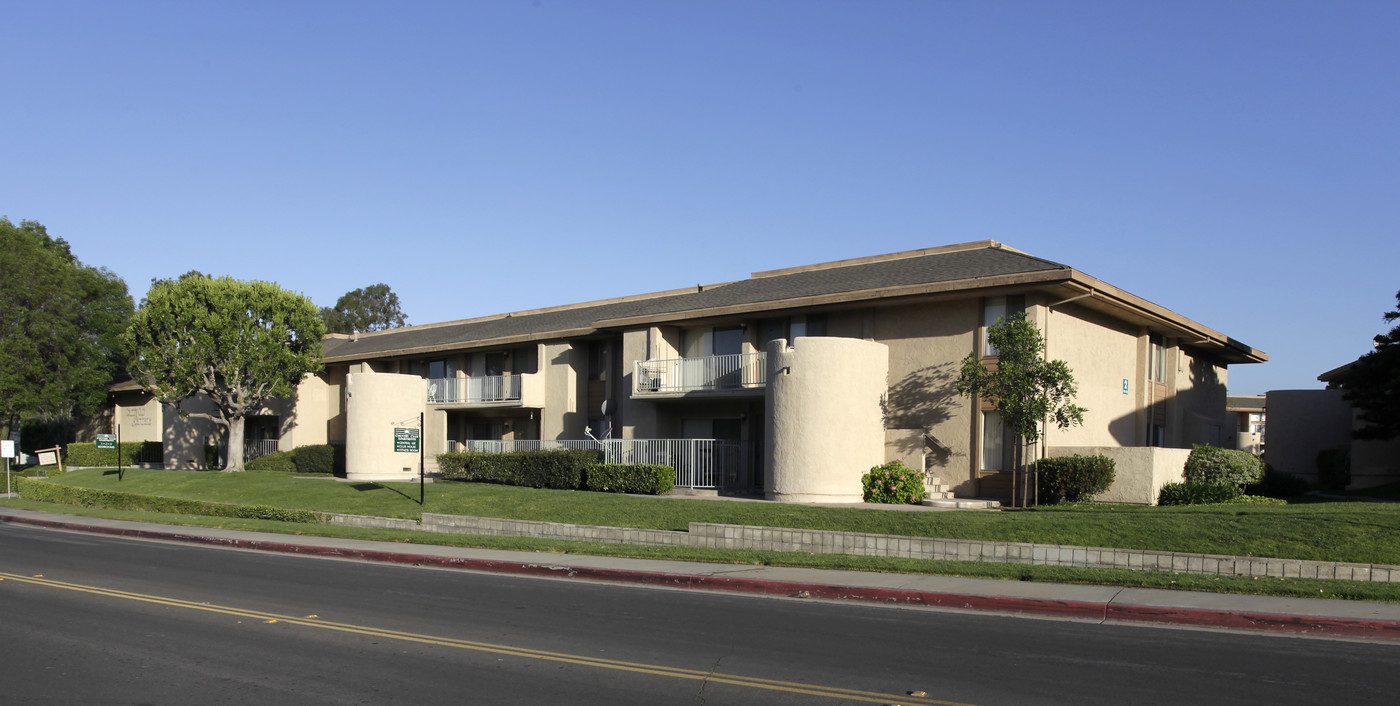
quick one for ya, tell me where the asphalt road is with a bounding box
[2,522,1398,705]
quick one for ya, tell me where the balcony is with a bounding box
[634,353,766,396]
[428,373,544,407]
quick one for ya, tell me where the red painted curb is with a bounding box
[6,512,1400,639]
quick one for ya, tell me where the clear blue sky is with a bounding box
[4,1,1397,396]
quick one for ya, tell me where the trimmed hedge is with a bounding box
[1157,480,1242,506]
[1183,444,1265,488]
[65,442,164,467]
[437,449,603,490]
[244,445,338,474]
[1035,454,1115,504]
[15,477,324,523]
[584,464,675,495]
[245,450,298,472]
[1246,464,1311,499]
[292,445,336,475]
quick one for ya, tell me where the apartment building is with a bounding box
[126,241,1267,503]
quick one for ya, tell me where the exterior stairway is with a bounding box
[920,476,1001,509]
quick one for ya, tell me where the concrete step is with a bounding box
[921,498,1002,510]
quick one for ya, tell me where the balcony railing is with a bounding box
[442,438,742,489]
[634,353,766,394]
[428,375,522,404]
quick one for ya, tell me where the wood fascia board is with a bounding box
[322,327,598,363]
[1064,272,1268,363]
[591,269,1075,329]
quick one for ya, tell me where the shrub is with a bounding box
[437,449,602,490]
[1157,480,1242,506]
[15,477,324,523]
[1182,444,1265,488]
[291,445,336,475]
[584,464,675,495]
[19,417,77,454]
[245,450,297,472]
[1035,454,1115,504]
[1222,494,1288,506]
[1246,464,1311,499]
[65,442,164,467]
[861,459,926,504]
[1316,448,1350,490]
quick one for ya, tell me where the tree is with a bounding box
[956,312,1086,506]
[0,217,134,438]
[1331,290,1400,441]
[122,274,325,470]
[321,283,406,334]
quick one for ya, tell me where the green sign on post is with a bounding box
[394,428,420,453]
[96,434,117,450]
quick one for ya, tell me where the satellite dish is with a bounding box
[600,399,613,417]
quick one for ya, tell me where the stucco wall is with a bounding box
[345,371,429,481]
[1264,389,1351,483]
[766,336,888,503]
[618,328,658,439]
[541,341,585,440]
[1044,303,1143,448]
[1046,445,1191,505]
[871,299,978,493]
[111,391,163,443]
[1174,349,1230,448]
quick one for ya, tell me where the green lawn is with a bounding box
[24,468,1400,565]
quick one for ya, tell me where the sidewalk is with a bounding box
[4,506,1400,641]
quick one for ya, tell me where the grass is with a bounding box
[24,467,1400,564]
[4,496,1398,603]
[7,467,1400,603]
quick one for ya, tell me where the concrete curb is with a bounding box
[5,512,1400,641]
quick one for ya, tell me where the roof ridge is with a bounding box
[750,240,1020,279]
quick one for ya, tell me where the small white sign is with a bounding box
[1,440,13,458]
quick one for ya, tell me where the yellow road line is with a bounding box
[0,571,976,705]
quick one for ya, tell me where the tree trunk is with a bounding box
[225,415,245,471]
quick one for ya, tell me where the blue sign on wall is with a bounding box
[1122,379,1130,395]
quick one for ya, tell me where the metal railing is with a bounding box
[634,353,766,394]
[447,439,599,454]
[428,375,522,404]
[245,439,280,461]
[442,438,742,490]
[603,439,741,489]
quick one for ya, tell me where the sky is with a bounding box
[4,1,1397,396]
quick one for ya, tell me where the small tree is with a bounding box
[321,283,407,334]
[1330,290,1400,441]
[122,274,325,470]
[956,312,1086,506]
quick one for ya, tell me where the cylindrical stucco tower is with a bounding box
[345,371,428,482]
[765,337,888,503]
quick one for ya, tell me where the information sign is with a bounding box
[394,428,421,453]
[96,434,117,450]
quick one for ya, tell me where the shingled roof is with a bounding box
[322,241,1267,364]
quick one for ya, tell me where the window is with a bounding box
[1149,335,1165,383]
[982,295,1025,356]
[791,314,826,339]
[981,410,1005,471]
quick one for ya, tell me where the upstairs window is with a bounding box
[1149,335,1166,383]
[982,295,1025,356]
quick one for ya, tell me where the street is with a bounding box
[1,522,1397,705]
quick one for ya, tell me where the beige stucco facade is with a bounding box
[113,242,1264,503]
[766,337,888,503]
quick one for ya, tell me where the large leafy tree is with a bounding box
[122,274,325,470]
[0,217,133,437]
[1331,290,1400,441]
[956,312,1086,506]
[321,283,407,334]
